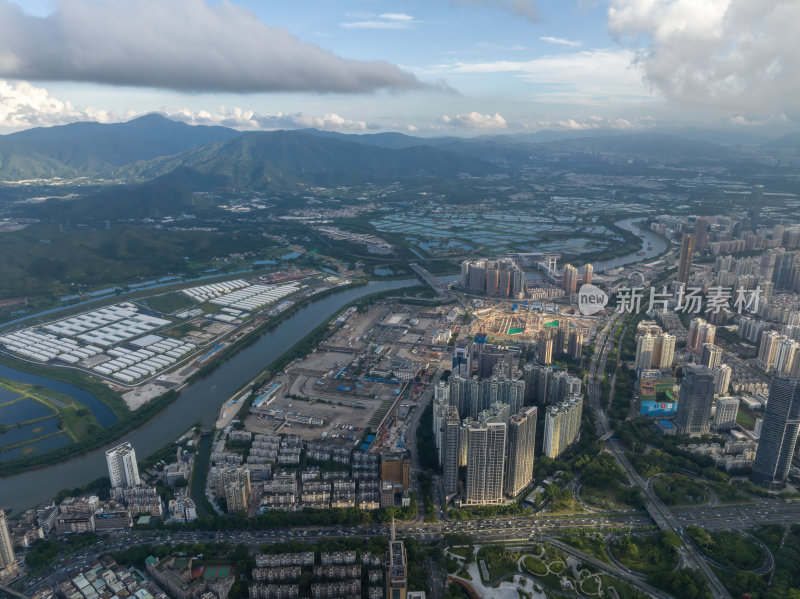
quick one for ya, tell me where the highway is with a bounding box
[18,495,800,596]
[585,310,732,599]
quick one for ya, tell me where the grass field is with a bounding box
[736,405,757,430]
[522,556,547,576]
[367,399,394,427]
[142,292,195,314]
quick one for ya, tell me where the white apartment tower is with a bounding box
[542,394,583,459]
[713,397,739,431]
[106,441,141,488]
[634,334,655,371]
[464,421,506,505]
[504,406,537,497]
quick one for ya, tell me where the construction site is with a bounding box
[242,303,454,450]
[464,300,600,344]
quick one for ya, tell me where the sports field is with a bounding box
[192,564,233,581]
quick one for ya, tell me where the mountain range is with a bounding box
[2,114,799,223]
[2,114,798,183]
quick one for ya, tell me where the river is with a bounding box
[593,218,668,272]
[0,219,666,513]
[0,279,414,513]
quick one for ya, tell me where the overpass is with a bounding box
[0,583,27,598]
[410,263,458,303]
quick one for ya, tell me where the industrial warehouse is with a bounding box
[0,274,333,391]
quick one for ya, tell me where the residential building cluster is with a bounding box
[52,556,168,599]
[248,545,403,599]
[460,258,526,298]
[434,345,584,504]
[644,212,800,491]
[207,428,410,513]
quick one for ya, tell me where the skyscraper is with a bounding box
[582,264,593,286]
[634,333,655,371]
[750,377,800,490]
[385,519,408,599]
[700,344,723,369]
[442,406,461,497]
[713,364,732,396]
[757,331,783,372]
[688,318,716,355]
[567,327,584,361]
[0,510,17,580]
[694,218,708,252]
[106,441,141,488]
[504,406,537,497]
[678,233,695,285]
[713,397,739,431]
[542,394,583,458]
[653,333,676,369]
[775,339,800,375]
[464,421,506,505]
[674,365,715,435]
[562,264,578,295]
[537,328,553,365]
[460,258,526,298]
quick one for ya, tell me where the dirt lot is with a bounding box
[243,391,388,441]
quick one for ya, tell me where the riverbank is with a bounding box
[214,283,422,429]
[0,281,367,478]
[0,279,417,513]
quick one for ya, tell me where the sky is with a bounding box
[0,0,798,137]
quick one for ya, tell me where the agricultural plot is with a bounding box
[369,208,613,257]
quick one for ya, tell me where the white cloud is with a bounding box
[0,79,372,132]
[540,36,583,47]
[442,111,508,129]
[608,0,800,117]
[341,12,416,29]
[536,114,655,130]
[0,0,428,93]
[380,13,415,22]
[0,79,127,129]
[452,0,540,22]
[165,107,370,131]
[431,49,651,102]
